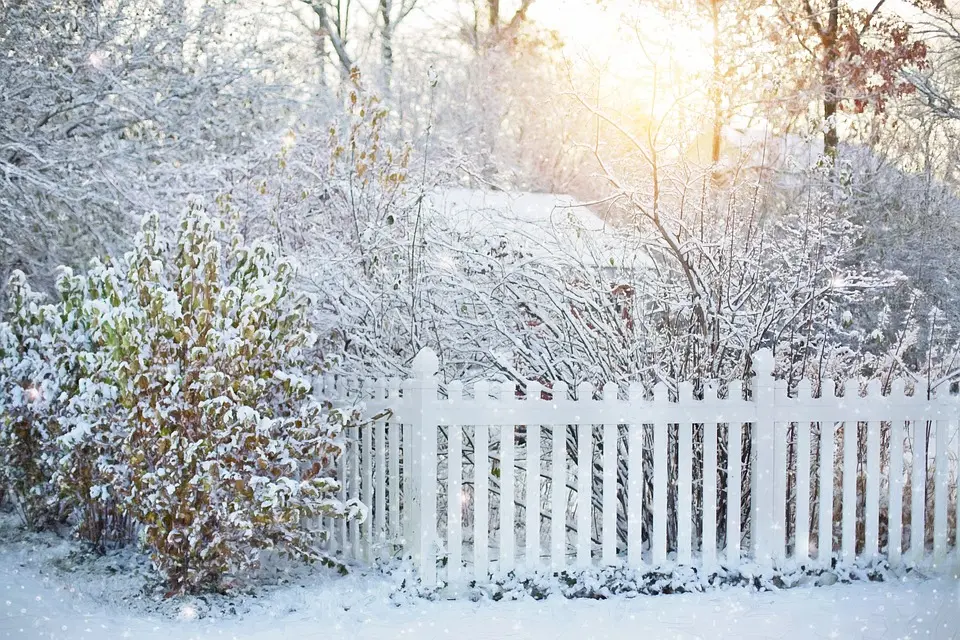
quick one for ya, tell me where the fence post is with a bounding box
[410,348,439,586]
[752,349,776,566]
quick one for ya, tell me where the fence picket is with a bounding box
[864,382,881,560]
[526,421,541,568]
[726,381,743,565]
[387,378,401,547]
[627,382,644,568]
[773,381,788,563]
[577,382,593,568]
[934,416,948,565]
[677,381,693,565]
[795,380,812,564]
[910,417,927,564]
[753,351,775,565]
[653,382,668,565]
[447,381,464,584]
[362,406,373,563]
[551,383,569,571]
[702,405,718,568]
[500,383,516,575]
[602,383,618,566]
[474,381,490,581]
[841,416,857,564]
[818,380,836,566]
[888,381,906,565]
[374,387,386,559]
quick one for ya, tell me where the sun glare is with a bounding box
[530,0,714,75]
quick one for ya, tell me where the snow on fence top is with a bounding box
[315,348,960,588]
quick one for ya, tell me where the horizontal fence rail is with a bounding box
[319,349,960,587]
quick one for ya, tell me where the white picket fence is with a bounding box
[317,349,960,587]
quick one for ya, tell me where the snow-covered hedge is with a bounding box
[0,203,360,594]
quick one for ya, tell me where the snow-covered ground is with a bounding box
[1,515,958,640]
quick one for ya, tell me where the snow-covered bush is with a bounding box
[75,204,360,593]
[0,270,91,529]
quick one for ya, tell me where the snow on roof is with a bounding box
[427,188,622,268]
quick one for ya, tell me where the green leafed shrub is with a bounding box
[77,203,360,593]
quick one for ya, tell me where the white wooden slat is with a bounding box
[473,381,491,581]
[375,420,387,558]
[956,418,960,553]
[933,418,948,565]
[652,382,669,566]
[818,380,837,567]
[602,382,618,566]
[525,422,541,568]
[795,418,810,566]
[910,417,927,564]
[388,379,401,546]
[362,423,373,562]
[351,425,361,560]
[551,387,568,570]
[702,416,718,568]
[791,382,810,565]
[752,351,776,565]
[841,416,857,564]
[864,382,881,561]
[338,442,347,555]
[887,382,905,565]
[627,382,644,568]
[576,382,593,568]
[401,380,414,557]
[447,382,464,583]
[772,384,789,563]
[677,381,693,565]
[727,380,743,565]
[500,402,516,574]
[414,360,439,587]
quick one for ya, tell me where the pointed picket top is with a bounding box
[412,348,439,380]
[475,380,490,401]
[628,381,645,401]
[653,381,669,403]
[577,381,592,402]
[817,378,832,399]
[797,378,813,399]
[705,381,720,400]
[890,378,906,397]
[728,380,743,401]
[866,379,882,398]
[553,381,569,402]
[603,382,618,403]
[753,349,774,377]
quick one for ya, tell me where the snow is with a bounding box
[2,516,958,640]
[427,188,633,269]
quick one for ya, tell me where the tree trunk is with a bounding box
[709,0,723,178]
[822,0,840,157]
[379,0,393,94]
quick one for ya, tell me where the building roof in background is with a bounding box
[428,188,624,268]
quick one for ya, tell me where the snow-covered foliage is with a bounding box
[0,204,361,593]
[79,205,360,593]
[0,269,92,529]
[0,0,302,290]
